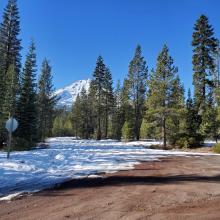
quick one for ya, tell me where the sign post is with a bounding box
[5,117,18,159]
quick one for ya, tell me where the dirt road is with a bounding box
[1,156,220,220]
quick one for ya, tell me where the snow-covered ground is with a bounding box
[0,137,218,200]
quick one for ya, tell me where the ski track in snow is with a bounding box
[0,137,218,200]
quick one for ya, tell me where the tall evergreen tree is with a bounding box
[80,87,91,139]
[192,15,217,114]
[121,78,134,140]
[111,80,124,140]
[200,88,219,141]
[38,59,56,141]
[0,0,21,135]
[0,0,21,75]
[87,86,96,138]
[168,75,185,144]
[213,40,220,105]
[127,45,148,140]
[71,88,92,139]
[71,95,80,137]
[145,45,183,149]
[103,67,114,138]
[16,41,38,147]
[90,56,106,140]
[184,89,201,144]
[2,64,17,118]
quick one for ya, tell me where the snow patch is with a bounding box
[0,192,22,201]
[55,154,65,160]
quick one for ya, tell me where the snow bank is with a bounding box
[0,192,22,201]
[0,137,218,200]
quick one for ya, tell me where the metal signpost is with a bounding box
[5,117,18,159]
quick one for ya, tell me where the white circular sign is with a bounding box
[5,117,18,133]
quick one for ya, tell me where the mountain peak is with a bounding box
[55,79,91,108]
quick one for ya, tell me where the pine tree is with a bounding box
[145,45,183,149]
[122,121,134,141]
[140,119,147,139]
[90,56,106,140]
[71,95,82,138]
[16,41,38,147]
[200,89,219,141]
[0,0,21,134]
[87,87,96,138]
[183,89,201,146]
[120,78,134,140]
[192,15,217,114]
[140,118,157,139]
[167,75,185,145]
[71,88,91,139]
[2,64,17,118]
[79,88,89,138]
[213,40,220,105]
[0,0,21,75]
[127,45,148,140]
[52,116,63,137]
[103,67,114,138]
[111,80,123,140]
[38,59,57,141]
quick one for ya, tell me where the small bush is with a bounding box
[175,137,189,149]
[122,121,134,141]
[174,133,204,149]
[12,137,33,151]
[213,143,220,154]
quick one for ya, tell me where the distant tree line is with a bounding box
[0,0,57,150]
[54,15,220,149]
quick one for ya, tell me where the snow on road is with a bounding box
[0,137,218,200]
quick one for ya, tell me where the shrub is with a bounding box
[213,143,220,154]
[122,121,134,141]
[175,137,189,149]
[174,132,204,149]
[12,137,32,151]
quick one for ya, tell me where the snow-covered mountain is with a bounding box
[54,79,91,108]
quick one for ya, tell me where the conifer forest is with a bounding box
[0,0,220,150]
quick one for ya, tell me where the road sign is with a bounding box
[5,117,18,159]
[5,117,18,133]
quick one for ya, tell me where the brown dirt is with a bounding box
[1,156,220,220]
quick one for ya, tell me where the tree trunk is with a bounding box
[135,109,140,141]
[105,114,108,139]
[97,123,101,140]
[163,116,167,150]
[97,89,102,140]
[97,106,101,140]
[104,98,108,139]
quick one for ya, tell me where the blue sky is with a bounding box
[0,0,220,91]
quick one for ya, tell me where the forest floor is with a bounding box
[1,155,220,220]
